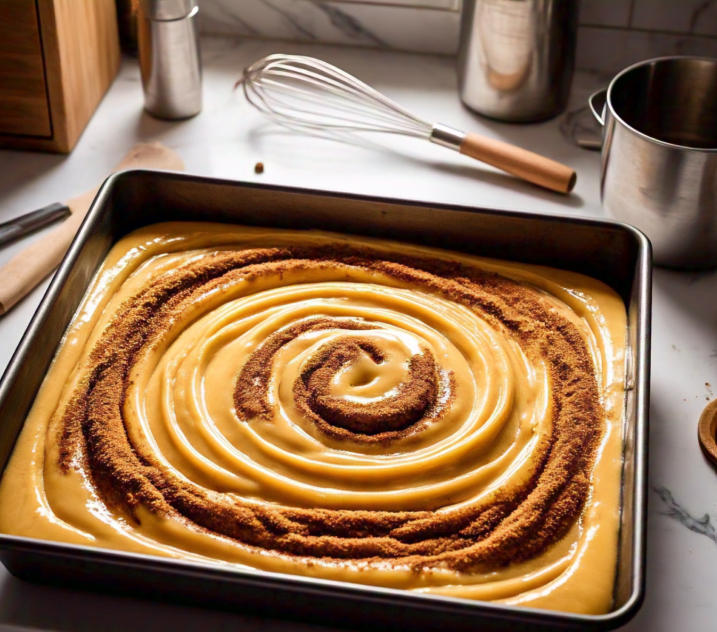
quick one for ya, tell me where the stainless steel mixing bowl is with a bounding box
[590,56,717,269]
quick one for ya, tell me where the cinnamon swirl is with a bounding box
[0,222,627,614]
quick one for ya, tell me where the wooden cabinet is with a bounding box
[0,0,120,153]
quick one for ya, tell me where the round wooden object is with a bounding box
[698,399,717,466]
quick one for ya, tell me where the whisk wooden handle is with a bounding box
[460,133,577,194]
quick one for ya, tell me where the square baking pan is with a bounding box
[0,170,651,631]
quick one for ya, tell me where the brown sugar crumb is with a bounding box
[293,337,446,444]
[57,242,605,574]
[233,314,450,446]
[234,316,376,424]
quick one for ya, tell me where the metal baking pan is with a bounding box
[0,170,651,631]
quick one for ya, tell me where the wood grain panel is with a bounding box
[38,0,121,151]
[0,1,51,137]
[0,0,120,153]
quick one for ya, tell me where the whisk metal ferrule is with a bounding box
[429,124,466,151]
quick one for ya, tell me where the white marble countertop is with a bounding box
[0,37,715,632]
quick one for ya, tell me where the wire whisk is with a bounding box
[239,54,576,194]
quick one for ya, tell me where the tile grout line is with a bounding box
[628,0,635,29]
[578,23,717,40]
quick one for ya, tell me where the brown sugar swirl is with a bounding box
[0,224,627,612]
[55,239,603,573]
[293,336,442,441]
[235,317,448,444]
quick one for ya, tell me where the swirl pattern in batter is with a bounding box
[0,223,627,614]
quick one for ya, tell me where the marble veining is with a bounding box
[200,0,717,72]
[689,0,717,34]
[314,3,387,47]
[200,0,460,54]
[261,0,319,40]
[204,1,262,36]
[654,486,717,544]
[559,105,602,149]
[557,68,611,149]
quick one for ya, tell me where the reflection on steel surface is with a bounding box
[458,0,578,122]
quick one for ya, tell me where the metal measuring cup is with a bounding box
[590,56,717,270]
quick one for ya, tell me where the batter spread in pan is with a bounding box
[0,223,627,614]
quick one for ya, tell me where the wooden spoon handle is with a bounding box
[0,143,184,316]
[460,133,577,194]
[0,197,90,316]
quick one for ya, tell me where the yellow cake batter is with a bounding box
[0,223,627,615]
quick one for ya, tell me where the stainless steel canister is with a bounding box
[138,0,202,120]
[457,0,578,122]
[590,56,717,269]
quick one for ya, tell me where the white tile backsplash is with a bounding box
[579,0,633,28]
[575,26,631,74]
[577,26,717,73]
[200,0,717,72]
[631,0,692,33]
[632,0,717,36]
[691,2,717,36]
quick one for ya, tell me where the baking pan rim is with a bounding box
[0,169,651,631]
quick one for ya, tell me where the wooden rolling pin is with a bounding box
[0,142,184,316]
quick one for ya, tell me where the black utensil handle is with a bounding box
[0,203,71,248]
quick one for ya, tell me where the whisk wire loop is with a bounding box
[241,54,433,139]
[257,77,423,133]
[285,57,429,126]
[247,83,424,136]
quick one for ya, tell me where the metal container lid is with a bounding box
[140,0,197,21]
